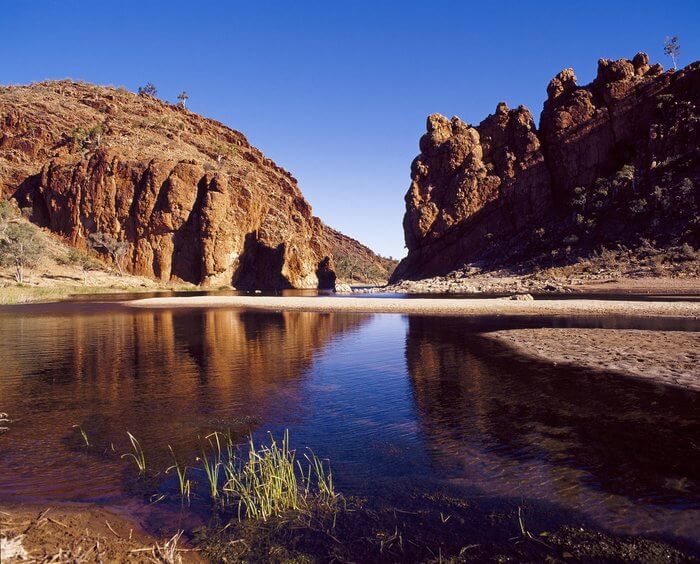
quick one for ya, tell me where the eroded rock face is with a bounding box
[539,52,667,201]
[0,81,337,289]
[396,103,551,279]
[394,54,699,281]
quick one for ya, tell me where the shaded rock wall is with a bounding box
[393,54,699,281]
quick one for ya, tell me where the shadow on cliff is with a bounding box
[233,232,292,290]
[169,177,207,284]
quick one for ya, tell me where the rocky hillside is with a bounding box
[392,53,699,282]
[323,226,397,283]
[0,80,387,289]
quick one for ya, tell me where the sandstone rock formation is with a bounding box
[393,54,699,281]
[0,81,384,288]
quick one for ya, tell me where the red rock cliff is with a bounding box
[393,54,699,281]
[1,81,355,288]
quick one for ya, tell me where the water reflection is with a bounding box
[0,308,370,501]
[405,316,700,538]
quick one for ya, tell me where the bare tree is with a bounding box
[177,91,189,108]
[138,82,158,97]
[88,232,129,275]
[664,36,680,70]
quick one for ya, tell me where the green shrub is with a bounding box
[0,202,46,283]
[680,243,697,261]
[629,198,647,216]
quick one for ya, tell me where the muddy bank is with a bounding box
[125,295,700,318]
[0,504,202,563]
[197,493,697,563]
[2,496,696,563]
[486,328,700,392]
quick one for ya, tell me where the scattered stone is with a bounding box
[510,293,534,301]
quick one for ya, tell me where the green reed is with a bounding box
[167,445,191,504]
[222,430,340,521]
[73,424,90,447]
[303,449,341,508]
[81,425,339,520]
[122,431,147,476]
[198,432,223,501]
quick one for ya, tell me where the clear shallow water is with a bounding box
[0,303,698,546]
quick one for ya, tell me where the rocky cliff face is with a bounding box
[393,54,699,281]
[0,81,381,288]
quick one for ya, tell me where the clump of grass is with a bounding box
[303,449,340,508]
[223,431,300,520]
[122,431,147,476]
[221,430,341,521]
[198,433,223,502]
[152,530,184,563]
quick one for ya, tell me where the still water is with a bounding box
[0,302,698,546]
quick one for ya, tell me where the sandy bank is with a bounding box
[487,328,700,391]
[125,295,700,318]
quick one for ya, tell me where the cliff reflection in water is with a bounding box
[405,316,700,535]
[0,307,369,501]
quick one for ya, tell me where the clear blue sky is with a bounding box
[2,1,698,258]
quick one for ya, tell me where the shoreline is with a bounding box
[124,294,700,318]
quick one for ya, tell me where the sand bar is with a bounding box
[487,328,700,391]
[125,295,700,318]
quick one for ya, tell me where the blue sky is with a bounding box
[2,1,698,258]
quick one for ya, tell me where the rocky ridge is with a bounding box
[0,80,386,289]
[392,53,699,282]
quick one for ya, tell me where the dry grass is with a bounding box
[0,507,194,563]
[0,285,104,305]
[533,242,700,282]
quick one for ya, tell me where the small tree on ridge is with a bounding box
[177,91,189,108]
[138,82,158,97]
[664,36,680,70]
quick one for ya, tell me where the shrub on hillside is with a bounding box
[0,202,45,283]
